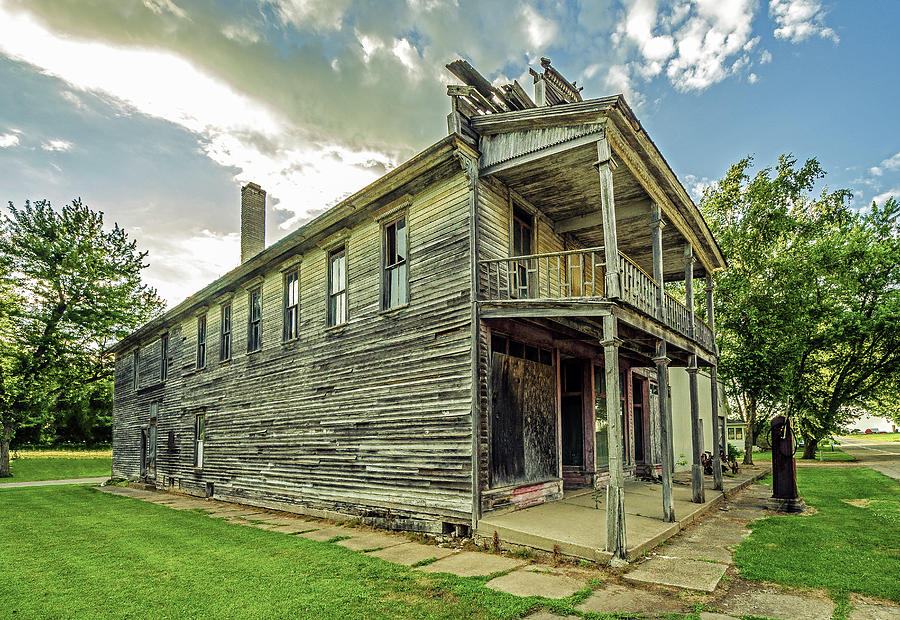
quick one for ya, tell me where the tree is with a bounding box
[701,156,900,461]
[700,155,827,464]
[0,199,164,477]
[790,198,900,457]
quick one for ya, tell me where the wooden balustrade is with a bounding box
[478,248,716,353]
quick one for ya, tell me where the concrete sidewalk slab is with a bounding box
[718,590,834,620]
[662,539,734,564]
[417,551,526,577]
[485,569,585,599]
[577,583,684,615]
[848,596,900,620]
[624,557,727,592]
[336,531,406,551]
[293,526,352,541]
[368,542,455,565]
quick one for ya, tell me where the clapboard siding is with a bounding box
[113,169,475,524]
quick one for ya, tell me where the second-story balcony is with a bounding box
[478,246,716,354]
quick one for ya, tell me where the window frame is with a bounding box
[381,215,408,310]
[510,203,536,298]
[194,412,205,469]
[160,333,169,382]
[327,246,348,327]
[282,269,299,341]
[196,314,207,369]
[247,286,263,352]
[220,302,232,361]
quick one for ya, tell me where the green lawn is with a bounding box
[4,451,111,482]
[733,467,900,602]
[844,432,900,442]
[748,447,855,463]
[0,485,586,619]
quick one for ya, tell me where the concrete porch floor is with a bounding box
[476,466,769,564]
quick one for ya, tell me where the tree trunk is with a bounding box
[743,394,756,465]
[801,437,818,460]
[0,424,11,478]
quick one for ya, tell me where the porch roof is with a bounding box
[470,97,726,282]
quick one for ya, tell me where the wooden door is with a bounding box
[147,420,157,479]
[140,428,148,478]
[491,353,557,487]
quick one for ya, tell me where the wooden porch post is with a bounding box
[602,314,627,561]
[685,245,705,503]
[654,341,675,522]
[650,204,675,521]
[706,282,724,491]
[596,136,621,299]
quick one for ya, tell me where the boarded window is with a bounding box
[248,287,262,352]
[196,315,207,368]
[328,247,347,326]
[382,217,408,309]
[132,349,140,390]
[283,269,299,341]
[160,334,168,382]
[194,413,205,468]
[220,303,232,361]
[490,353,557,487]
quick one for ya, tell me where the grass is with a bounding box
[733,467,900,602]
[747,448,856,463]
[4,451,112,482]
[0,485,593,619]
[844,432,900,442]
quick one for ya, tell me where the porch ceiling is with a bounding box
[489,141,706,281]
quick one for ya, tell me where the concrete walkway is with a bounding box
[93,479,900,619]
[477,466,768,562]
[0,476,108,488]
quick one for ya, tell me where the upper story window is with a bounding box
[512,206,534,256]
[132,348,140,390]
[196,315,207,369]
[382,216,408,309]
[220,303,232,361]
[328,247,347,326]
[248,287,262,352]
[283,269,299,341]
[160,334,169,382]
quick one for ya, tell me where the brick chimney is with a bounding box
[240,182,266,263]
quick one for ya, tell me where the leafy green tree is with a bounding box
[701,156,900,461]
[0,199,164,477]
[700,155,826,463]
[789,198,900,457]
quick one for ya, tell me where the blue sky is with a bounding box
[1,0,898,306]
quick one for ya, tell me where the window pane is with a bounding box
[386,222,397,265]
[396,218,406,262]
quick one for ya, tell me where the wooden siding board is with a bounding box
[113,171,475,523]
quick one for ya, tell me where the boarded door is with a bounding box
[491,353,557,487]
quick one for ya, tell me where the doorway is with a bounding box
[632,375,646,464]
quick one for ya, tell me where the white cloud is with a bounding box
[769,0,839,44]
[612,0,760,93]
[41,138,73,151]
[872,188,900,206]
[264,0,352,31]
[870,166,883,177]
[521,4,558,51]
[142,0,188,20]
[0,132,20,147]
[760,49,773,64]
[684,173,714,201]
[748,72,758,83]
[878,152,900,171]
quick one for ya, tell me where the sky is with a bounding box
[1,0,898,307]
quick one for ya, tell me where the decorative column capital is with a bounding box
[600,337,623,349]
[652,355,671,366]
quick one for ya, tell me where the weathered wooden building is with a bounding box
[111,59,727,560]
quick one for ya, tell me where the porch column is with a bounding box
[654,341,675,522]
[602,314,627,561]
[685,245,705,503]
[706,282,724,491]
[650,204,675,522]
[596,136,621,299]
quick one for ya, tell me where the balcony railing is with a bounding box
[480,247,606,301]
[478,247,716,353]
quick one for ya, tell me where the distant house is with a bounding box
[110,59,728,560]
[725,418,745,451]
